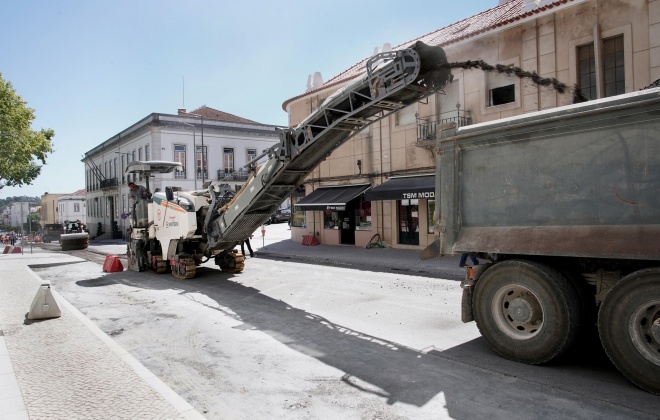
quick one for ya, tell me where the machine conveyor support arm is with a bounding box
[205,41,452,251]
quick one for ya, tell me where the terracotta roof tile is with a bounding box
[186,106,258,124]
[283,0,572,110]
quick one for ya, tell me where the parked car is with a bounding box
[268,208,291,224]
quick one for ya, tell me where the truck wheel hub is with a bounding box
[508,298,536,323]
[651,315,660,344]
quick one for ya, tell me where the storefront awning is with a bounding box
[365,175,435,201]
[295,184,370,211]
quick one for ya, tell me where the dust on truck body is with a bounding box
[429,88,660,394]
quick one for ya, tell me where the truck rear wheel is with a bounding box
[598,268,660,395]
[473,260,582,364]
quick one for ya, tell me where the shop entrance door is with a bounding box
[398,199,419,245]
[340,201,356,245]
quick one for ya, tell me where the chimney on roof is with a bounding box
[178,108,187,115]
[306,72,324,92]
[373,43,392,56]
[521,0,541,12]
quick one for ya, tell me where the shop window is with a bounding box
[427,199,435,234]
[355,197,371,231]
[324,210,340,229]
[291,199,306,228]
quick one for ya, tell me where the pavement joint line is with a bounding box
[0,335,28,419]
[16,260,206,420]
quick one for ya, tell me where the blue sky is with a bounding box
[1,0,496,198]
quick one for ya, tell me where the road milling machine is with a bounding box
[126,41,452,279]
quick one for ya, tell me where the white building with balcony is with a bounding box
[82,106,280,237]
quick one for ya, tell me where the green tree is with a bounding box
[0,72,54,189]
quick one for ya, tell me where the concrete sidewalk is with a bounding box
[0,251,205,420]
[254,239,467,281]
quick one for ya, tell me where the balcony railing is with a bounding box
[100,178,119,189]
[174,170,186,179]
[417,109,472,142]
[195,170,208,180]
[217,169,249,182]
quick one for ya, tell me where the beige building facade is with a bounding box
[283,0,658,250]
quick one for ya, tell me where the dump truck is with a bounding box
[125,41,453,278]
[422,88,660,395]
[42,223,64,243]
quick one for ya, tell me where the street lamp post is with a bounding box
[188,114,205,184]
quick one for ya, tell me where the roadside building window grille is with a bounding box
[138,148,143,180]
[246,148,257,164]
[577,43,596,100]
[603,36,625,97]
[174,144,186,179]
[224,148,234,174]
[196,146,207,179]
[132,151,137,182]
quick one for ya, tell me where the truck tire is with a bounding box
[598,268,660,395]
[473,260,582,365]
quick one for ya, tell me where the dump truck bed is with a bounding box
[437,88,660,261]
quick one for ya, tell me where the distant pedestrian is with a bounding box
[9,231,16,246]
[241,235,254,258]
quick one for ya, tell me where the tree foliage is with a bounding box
[0,72,54,189]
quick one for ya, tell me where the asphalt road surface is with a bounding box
[32,249,660,419]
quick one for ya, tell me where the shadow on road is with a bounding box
[74,268,660,418]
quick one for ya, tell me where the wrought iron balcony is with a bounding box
[100,178,119,189]
[174,170,186,179]
[217,169,249,182]
[417,108,472,143]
